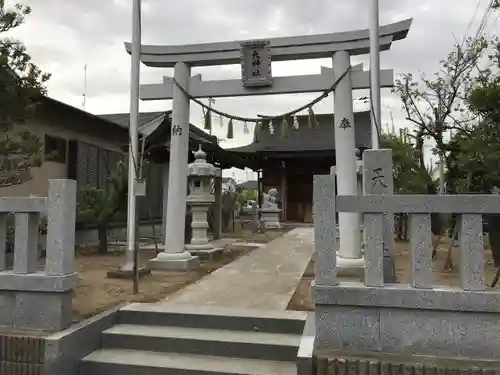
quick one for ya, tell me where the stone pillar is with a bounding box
[362,149,397,282]
[213,168,223,240]
[161,163,170,243]
[14,212,39,274]
[251,201,259,233]
[333,50,363,268]
[45,179,76,276]
[148,62,199,271]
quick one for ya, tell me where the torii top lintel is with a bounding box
[125,19,412,68]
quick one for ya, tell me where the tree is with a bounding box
[447,121,500,268]
[77,161,128,254]
[393,37,488,195]
[0,1,50,186]
[462,32,500,269]
[236,188,257,209]
[380,131,432,194]
[380,132,436,241]
[469,33,500,122]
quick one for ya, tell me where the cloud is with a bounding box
[9,0,499,147]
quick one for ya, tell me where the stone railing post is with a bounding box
[14,212,39,274]
[409,213,434,288]
[362,149,397,283]
[313,174,338,286]
[45,179,77,276]
[460,214,485,291]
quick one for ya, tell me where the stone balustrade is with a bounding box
[0,179,77,331]
[313,150,500,361]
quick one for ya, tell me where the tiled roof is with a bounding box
[98,111,168,129]
[228,111,372,154]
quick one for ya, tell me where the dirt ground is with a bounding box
[288,238,500,312]
[72,228,286,322]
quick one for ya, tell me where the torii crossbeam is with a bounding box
[125,19,412,67]
[140,64,394,100]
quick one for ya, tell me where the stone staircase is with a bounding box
[79,303,306,375]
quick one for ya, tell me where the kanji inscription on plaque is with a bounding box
[240,40,272,87]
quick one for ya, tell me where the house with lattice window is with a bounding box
[1,97,250,245]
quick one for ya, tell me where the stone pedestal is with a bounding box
[185,205,223,260]
[260,208,282,229]
[148,251,200,271]
[260,188,282,230]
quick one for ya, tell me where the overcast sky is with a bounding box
[8,0,500,180]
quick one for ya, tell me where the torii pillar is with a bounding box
[333,51,364,269]
[148,62,200,271]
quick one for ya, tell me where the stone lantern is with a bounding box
[185,146,223,259]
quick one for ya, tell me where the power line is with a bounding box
[472,0,495,42]
[463,0,482,45]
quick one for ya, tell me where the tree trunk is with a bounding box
[98,224,108,254]
[488,214,500,267]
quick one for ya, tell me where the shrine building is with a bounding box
[228,110,371,223]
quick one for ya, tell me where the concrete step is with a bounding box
[118,303,306,334]
[80,348,297,375]
[102,324,300,361]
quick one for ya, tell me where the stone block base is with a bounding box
[188,247,224,261]
[147,252,200,271]
[264,223,282,230]
[315,284,500,361]
[0,290,72,331]
[106,266,151,279]
[261,209,282,230]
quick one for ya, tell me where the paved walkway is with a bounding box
[155,227,314,311]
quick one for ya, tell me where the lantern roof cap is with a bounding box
[188,146,216,177]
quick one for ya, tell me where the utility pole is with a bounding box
[127,0,142,294]
[370,0,397,283]
[369,0,381,149]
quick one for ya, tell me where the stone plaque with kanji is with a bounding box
[240,40,272,87]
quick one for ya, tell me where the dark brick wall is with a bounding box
[315,350,500,375]
[0,334,45,374]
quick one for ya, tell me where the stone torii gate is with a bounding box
[126,19,412,271]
